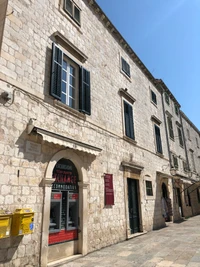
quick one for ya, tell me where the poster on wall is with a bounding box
[104,173,114,206]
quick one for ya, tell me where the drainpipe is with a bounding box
[180,112,190,174]
[160,87,172,167]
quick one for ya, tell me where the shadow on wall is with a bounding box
[0,236,23,263]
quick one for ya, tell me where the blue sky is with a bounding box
[96,0,200,130]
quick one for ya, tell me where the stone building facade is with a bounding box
[0,0,199,266]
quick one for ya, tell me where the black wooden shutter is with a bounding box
[155,125,162,154]
[178,127,183,146]
[79,67,91,115]
[124,101,134,139]
[50,43,62,100]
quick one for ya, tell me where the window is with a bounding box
[196,137,199,148]
[165,93,170,105]
[151,90,157,105]
[174,104,179,116]
[123,100,135,139]
[177,127,183,147]
[154,124,163,154]
[182,161,188,172]
[121,57,130,78]
[146,181,153,196]
[167,116,174,139]
[172,155,179,169]
[64,0,81,25]
[50,43,91,115]
[190,150,196,172]
[187,129,190,140]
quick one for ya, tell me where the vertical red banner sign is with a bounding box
[104,174,114,205]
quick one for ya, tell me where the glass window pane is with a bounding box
[61,81,66,93]
[69,86,75,98]
[63,60,67,70]
[69,98,75,108]
[74,6,80,23]
[61,92,66,104]
[69,75,75,87]
[65,0,72,15]
[69,65,75,76]
[62,70,67,81]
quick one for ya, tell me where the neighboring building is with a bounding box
[181,111,200,216]
[0,0,199,266]
[155,80,200,221]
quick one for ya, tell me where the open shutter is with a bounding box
[79,67,91,115]
[50,43,62,100]
[124,101,134,139]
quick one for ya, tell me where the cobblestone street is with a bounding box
[59,215,200,267]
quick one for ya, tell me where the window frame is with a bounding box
[187,129,191,140]
[165,93,170,105]
[145,180,153,196]
[151,90,157,105]
[177,126,183,147]
[167,116,174,140]
[172,154,179,170]
[50,43,91,115]
[154,124,163,155]
[61,56,79,110]
[121,57,131,78]
[63,0,81,25]
[190,150,196,172]
[174,104,179,116]
[123,99,135,140]
[196,137,199,148]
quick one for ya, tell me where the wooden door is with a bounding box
[127,178,140,234]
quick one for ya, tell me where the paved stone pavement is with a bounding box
[60,216,200,267]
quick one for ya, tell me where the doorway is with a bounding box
[127,178,140,234]
[176,188,183,217]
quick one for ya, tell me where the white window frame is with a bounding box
[61,56,79,110]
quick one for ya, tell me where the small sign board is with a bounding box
[26,141,41,155]
[104,174,114,206]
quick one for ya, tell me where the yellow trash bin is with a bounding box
[11,208,34,236]
[0,210,12,239]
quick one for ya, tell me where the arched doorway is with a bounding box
[49,158,79,246]
[161,183,172,222]
[40,149,89,267]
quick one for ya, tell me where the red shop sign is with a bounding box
[104,174,114,206]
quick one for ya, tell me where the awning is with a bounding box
[27,124,102,156]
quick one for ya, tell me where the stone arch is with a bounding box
[40,149,89,267]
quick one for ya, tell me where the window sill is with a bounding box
[156,152,164,158]
[123,136,137,145]
[54,100,86,120]
[58,5,83,34]
[145,196,154,200]
[179,144,184,149]
[151,100,158,108]
[120,70,132,83]
[170,137,175,142]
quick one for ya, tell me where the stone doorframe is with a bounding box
[121,161,144,238]
[40,149,89,267]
